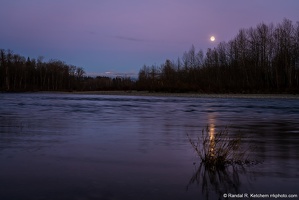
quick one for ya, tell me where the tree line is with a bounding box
[1,18,299,93]
[0,49,85,91]
[137,19,299,93]
[0,49,135,92]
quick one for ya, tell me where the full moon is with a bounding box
[210,36,215,42]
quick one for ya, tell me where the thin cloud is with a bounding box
[114,35,148,42]
[86,71,137,78]
[88,31,97,35]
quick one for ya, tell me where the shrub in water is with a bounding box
[187,126,251,168]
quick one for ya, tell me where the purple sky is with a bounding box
[1,0,298,76]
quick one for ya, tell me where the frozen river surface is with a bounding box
[0,93,299,199]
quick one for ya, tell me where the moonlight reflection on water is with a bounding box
[0,93,299,199]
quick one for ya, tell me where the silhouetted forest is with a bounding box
[1,19,299,93]
[0,51,135,92]
[137,19,299,93]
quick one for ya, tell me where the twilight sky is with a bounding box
[1,0,298,76]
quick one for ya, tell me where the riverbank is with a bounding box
[2,90,299,99]
[64,90,299,99]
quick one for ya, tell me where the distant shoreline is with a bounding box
[2,90,299,99]
[50,90,299,99]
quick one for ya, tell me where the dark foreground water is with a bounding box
[0,93,299,200]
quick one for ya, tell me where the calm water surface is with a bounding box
[0,93,299,200]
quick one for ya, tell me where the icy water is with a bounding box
[0,93,299,200]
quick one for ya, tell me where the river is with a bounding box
[0,93,299,199]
